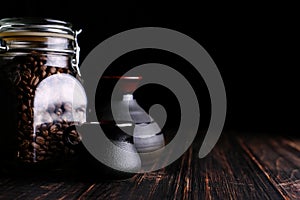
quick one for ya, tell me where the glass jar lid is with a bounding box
[0,18,82,76]
[0,18,75,39]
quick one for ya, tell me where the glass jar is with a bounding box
[0,18,86,170]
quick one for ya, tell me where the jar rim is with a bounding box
[0,18,75,39]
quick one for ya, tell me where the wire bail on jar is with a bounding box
[71,30,82,76]
[0,39,9,52]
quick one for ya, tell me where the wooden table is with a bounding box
[0,133,299,199]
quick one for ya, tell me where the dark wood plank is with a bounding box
[76,152,190,199]
[76,133,283,199]
[0,133,297,199]
[0,176,92,200]
[191,133,283,200]
[238,134,300,199]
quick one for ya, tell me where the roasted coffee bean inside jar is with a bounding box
[0,18,86,168]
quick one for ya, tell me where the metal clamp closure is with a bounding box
[71,29,82,77]
[0,39,8,53]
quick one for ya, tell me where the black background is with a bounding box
[0,1,298,134]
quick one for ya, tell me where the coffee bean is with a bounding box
[55,102,62,109]
[28,108,33,118]
[63,102,72,112]
[49,124,58,132]
[33,76,39,86]
[36,136,45,145]
[21,80,27,86]
[31,142,40,150]
[26,56,34,63]
[40,65,47,71]
[76,106,86,113]
[40,123,48,131]
[57,68,64,73]
[40,56,47,62]
[42,130,48,137]
[17,130,24,137]
[25,85,33,94]
[47,104,56,113]
[49,67,56,74]
[28,99,32,106]
[24,125,33,131]
[30,75,36,85]
[61,123,68,129]
[15,75,21,85]
[23,69,31,80]
[21,113,27,121]
[55,108,63,116]
[17,121,22,128]
[55,123,62,129]
[18,86,24,92]
[34,66,38,73]
[20,140,30,148]
[39,150,46,155]
[37,156,44,161]
[22,104,27,111]
[41,70,47,78]
[32,61,37,67]
[56,131,63,135]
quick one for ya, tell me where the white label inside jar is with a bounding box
[33,73,87,127]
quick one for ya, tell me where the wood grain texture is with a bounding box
[0,133,299,199]
[238,134,300,200]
